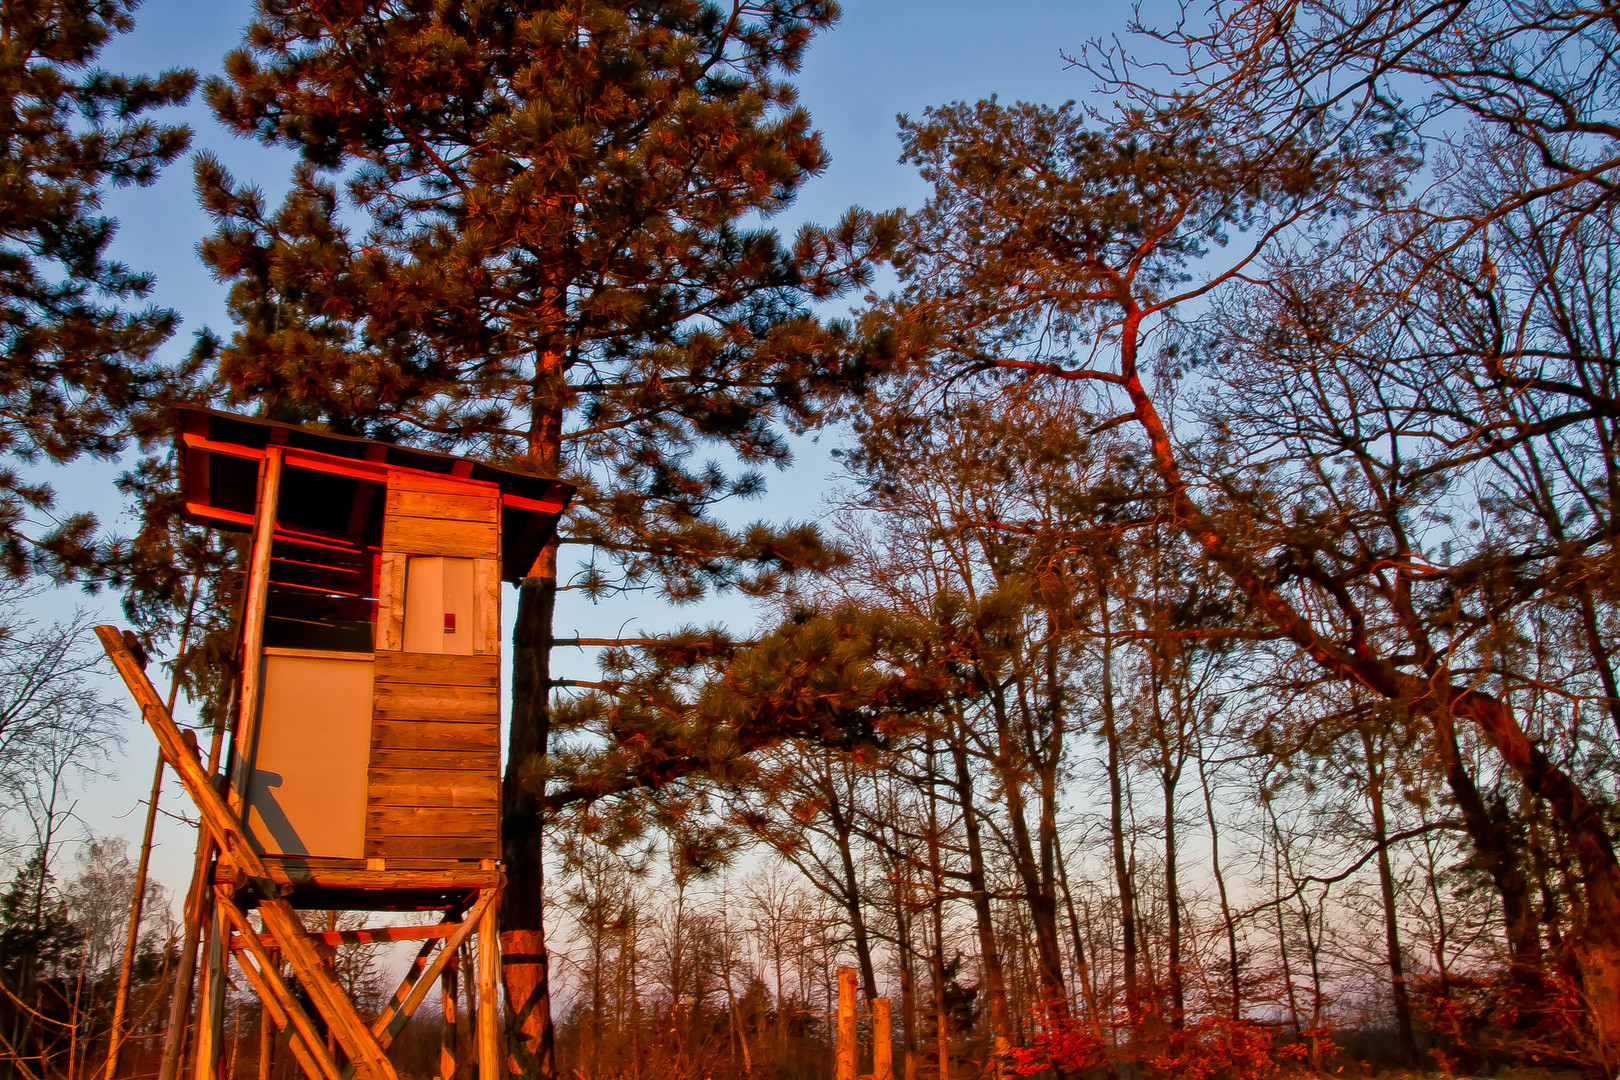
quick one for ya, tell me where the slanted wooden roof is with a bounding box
[174,406,574,583]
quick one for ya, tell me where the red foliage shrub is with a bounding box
[1149,1015,1315,1080]
[1008,1016,1106,1075]
[1415,964,1597,1072]
[1008,1006,1319,1080]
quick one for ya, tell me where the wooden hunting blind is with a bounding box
[96,408,573,1080]
[172,407,570,881]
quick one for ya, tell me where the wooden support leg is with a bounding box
[217,896,342,1080]
[459,945,476,1071]
[873,999,893,1080]
[196,907,227,1080]
[836,968,856,1080]
[258,952,277,1080]
[476,895,499,1080]
[439,952,459,1080]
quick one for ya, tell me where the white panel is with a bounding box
[403,556,444,653]
[244,654,373,858]
[403,555,475,655]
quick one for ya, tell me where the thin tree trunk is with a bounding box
[1195,734,1241,1021]
[1053,831,1110,1058]
[1360,729,1418,1065]
[824,764,880,1001]
[1096,584,1138,1026]
[892,876,919,1080]
[925,737,950,1080]
[988,682,1069,1018]
[949,728,1011,1075]
[105,755,163,1080]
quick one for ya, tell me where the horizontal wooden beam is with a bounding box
[229,921,464,950]
[216,854,498,893]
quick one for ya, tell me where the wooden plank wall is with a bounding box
[367,468,503,863]
[368,652,500,861]
[382,473,499,558]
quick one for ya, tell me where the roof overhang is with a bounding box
[174,407,575,583]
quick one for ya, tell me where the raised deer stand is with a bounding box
[99,410,571,1080]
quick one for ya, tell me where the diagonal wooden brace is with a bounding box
[215,893,341,1080]
[374,888,495,1046]
[96,626,398,1080]
[231,949,331,1080]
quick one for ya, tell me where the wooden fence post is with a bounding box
[872,999,893,1080]
[836,968,857,1080]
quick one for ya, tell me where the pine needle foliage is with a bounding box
[0,0,194,578]
[196,0,895,599]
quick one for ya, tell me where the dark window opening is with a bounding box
[263,466,384,653]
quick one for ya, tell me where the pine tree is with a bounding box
[196,2,893,1070]
[0,0,194,578]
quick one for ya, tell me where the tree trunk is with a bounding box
[925,737,951,1080]
[1195,739,1241,1021]
[1053,830,1112,1073]
[949,729,1012,1074]
[1430,709,1538,965]
[1161,752,1183,1031]
[825,763,880,1001]
[1096,585,1138,1026]
[502,571,558,1080]
[988,683,1069,1017]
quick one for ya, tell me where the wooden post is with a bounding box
[836,968,856,1080]
[230,445,283,813]
[439,950,459,1080]
[195,907,227,1080]
[476,892,500,1080]
[258,950,278,1080]
[459,944,476,1070]
[872,999,893,1080]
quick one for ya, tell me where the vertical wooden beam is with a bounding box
[230,445,283,812]
[476,891,500,1080]
[195,907,227,1080]
[872,999,893,1080]
[439,951,459,1080]
[836,968,857,1080]
[258,950,277,1080]
[459,944,476,1070]
[472,560,500,656]
[376,553,405,652]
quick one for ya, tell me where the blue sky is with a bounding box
[42,0,1137,898]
